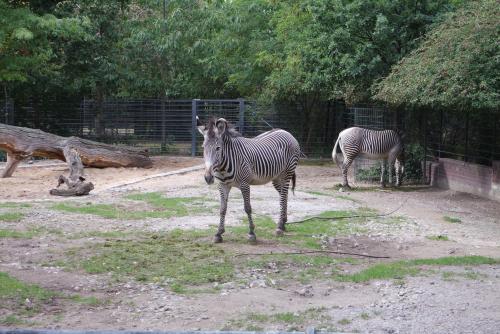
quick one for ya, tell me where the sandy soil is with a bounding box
[0,158,499,333]
[0,156,202,200]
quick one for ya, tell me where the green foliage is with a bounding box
[376,0,499,110]
[426,235,450,241]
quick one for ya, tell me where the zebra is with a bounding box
[332,127,404,188]
[197,117,301,243]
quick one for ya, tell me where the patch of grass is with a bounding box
[227,211,371,250]
[0,271,56,314]
[335,194,361,203]
[224,307,332,331]
[305,190,332,197]
[0,202,31,208]
[0,315,26,325]
[360,312,370,320]
[64,229,233,293]
[336,256,499,283]
[69,230,131,239]
[245,253,357,284]
[338,318,351,325]
[443,216,462,223]
[426,235,450,241]
[0,226,63,239]
[70,295,103,306]
[0,228,38,238]
[52,194,213,220]
[0,212,24,222]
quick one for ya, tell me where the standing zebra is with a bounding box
[197,117,301,243]
[332,127,404,188]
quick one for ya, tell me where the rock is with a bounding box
[249,279,267,288]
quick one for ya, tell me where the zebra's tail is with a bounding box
[291,172,296,195]
[332,134,343,169]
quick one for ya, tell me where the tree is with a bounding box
[0,1,87,98]
[375,0,499,111]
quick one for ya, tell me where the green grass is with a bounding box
[226,211,370,250]
[51,193,212,220]
[338,318,351,325]
[0,212,24,222]
[360,312,370,320]
[224,307,332,331]
[64,229,233,293]
[0,228,38,238]
[426,235,450,241]
[335,256,499,282]
[70,295,104,306]
[0,202,31,208]
[443,216,462,223]
[0,271,56,315]
[69,230,131,239]
[0,315,26,325]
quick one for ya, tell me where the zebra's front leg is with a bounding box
[240,183,256,243]
[215,183,231,243]
[274,179,290,236]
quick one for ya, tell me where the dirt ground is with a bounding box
[0,157,499,334]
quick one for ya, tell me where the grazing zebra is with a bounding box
[197,117,301,243]
[332,127,404,188]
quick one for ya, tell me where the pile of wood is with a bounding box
[0,124,153,196]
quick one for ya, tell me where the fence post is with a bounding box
[191,99,199,157]
[465,109,470,163]
[238,98,245,135]
[161,99,167,153]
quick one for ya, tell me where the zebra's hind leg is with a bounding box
[341,158,353,189]
[380,160,386,188]
[395,158,402,187]
[273,179,290,236]
[215,183,231,243]
[240,183,256,243]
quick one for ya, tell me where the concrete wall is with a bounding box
[429,158,500,201]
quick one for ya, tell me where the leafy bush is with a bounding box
[355,143,425,184]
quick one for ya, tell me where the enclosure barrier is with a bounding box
[0,328,348,334]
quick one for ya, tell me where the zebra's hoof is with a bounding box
[247,234,257,243]
[275,229,285,236]
[213,235,223,243]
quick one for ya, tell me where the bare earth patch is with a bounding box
[0,158,499,333]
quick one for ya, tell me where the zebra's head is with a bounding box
[197,117,228,185]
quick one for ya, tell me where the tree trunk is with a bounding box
[0,123,153,196]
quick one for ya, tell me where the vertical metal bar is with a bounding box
[439,109,443,159]
[238,98,245,135]
[161,99,166,153]
[465,110,470,162]
[423,109,428,182]
[191,99,199,157]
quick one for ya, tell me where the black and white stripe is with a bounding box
[332,127,404,188]
[198,117,300,243]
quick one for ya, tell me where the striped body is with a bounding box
[215,129,300,187]
[332,127,404,187]
[198,117,300,242]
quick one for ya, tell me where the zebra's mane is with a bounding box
[207,117,242,138]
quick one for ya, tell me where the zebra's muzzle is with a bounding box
[204,173,214,185]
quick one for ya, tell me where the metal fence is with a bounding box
[0,97,344,159]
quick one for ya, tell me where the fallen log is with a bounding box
[0,123,153,196]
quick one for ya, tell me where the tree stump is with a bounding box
[0,123,153,196]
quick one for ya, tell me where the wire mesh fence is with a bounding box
[0,97,345,160]
[1,96,497,181]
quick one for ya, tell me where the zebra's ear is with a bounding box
[196,116,206,135]
[215,118,227,136]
